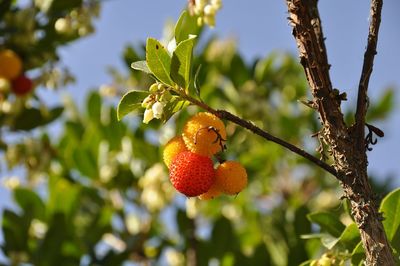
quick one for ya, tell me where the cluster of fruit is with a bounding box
[163,112,247,199]
[0,49,33,96]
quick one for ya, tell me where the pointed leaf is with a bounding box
[117,90,150,121]
[161,96,189,123]
[171,36,196,88]
[380,188,400,252]
[146,38,174,86]
[87,91,101,122]
[11,106,63,131]
[307,211,345,238]
[14,188,45,220]
[194,64,202,97]
[174,11,200,44]
[131,60,152,74]
[351,241,365,265]
[334,223,360,251]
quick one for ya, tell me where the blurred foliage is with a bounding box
[0,2,398,266]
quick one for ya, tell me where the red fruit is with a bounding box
[169,151,215,197]
[11,75,33,96]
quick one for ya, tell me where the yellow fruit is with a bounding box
[163,136,188,169]
[198,181,222,200]
[0,50,22,80]
[215,161,247,195]
[182,112,226,157]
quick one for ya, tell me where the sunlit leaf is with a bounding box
[162,96,189,123]
[171,36,196,89]
[146,38,174,86]
[380,188,400,253]
[174,10,200,44]
[131,60,151,74]
[117,90,150,121]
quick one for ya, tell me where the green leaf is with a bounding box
[161,96,189,123]
[171,36,196,88]
[0,0,12,20]
[72,148,98,178]
[316,223,360,251]
[117,90,150,121]
[320,234,339,249]
[380,188,400,252]
[176,209,191,235]
[211,217,238,257]
[48,0,82,13]
[131,60,152,74]
[14,188,45,220]
[11,106,64,131]
[174,11,200,44]
[146,38,174,86]
[334,223,360,251]
[2,209,29,252]
[367,88,395,122]
[351,241,365,265]
[307,211,345,238]
[87,91,101,123]
[193,64,202,97]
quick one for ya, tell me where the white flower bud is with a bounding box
[152,101,164,119]
[149,83,158,92]
[204,15,216,27]
[55,18,72,34]
[195,0,207,11]
[204,4,216,16]
[211,0,222,9]
[197,17,204,27]
[143,109,154,124]
[141,95,153,108]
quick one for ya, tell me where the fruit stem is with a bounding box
[177,90,341,180]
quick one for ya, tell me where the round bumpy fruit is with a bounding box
[0,50,22,80]
[169,151,215,197]
[182,112,226,157]
[11,75,33,96]
[198,181,222,200]
[215,161,247,195]
[163,136,188,169]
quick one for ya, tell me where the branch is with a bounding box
[286,0,395,264]
[178,91,340,179]
[354,0,383,150]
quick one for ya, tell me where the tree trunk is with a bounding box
[285,0,395,264]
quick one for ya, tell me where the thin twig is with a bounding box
[178,91,340,179]
[354,0,383,150]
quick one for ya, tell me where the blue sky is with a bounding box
[1,0,399,259]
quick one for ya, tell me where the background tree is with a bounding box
[0,1,398,265]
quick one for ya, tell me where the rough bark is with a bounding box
[285,0,395,265]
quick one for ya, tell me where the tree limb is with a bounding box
[285,0,395,264]
[354,0,383,151]
[178,91,340,179]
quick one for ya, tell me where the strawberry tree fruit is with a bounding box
[215,161,248,195]
[11,75,33,96]
[0,49,22,80]
[182,112,226,157]
[169,151,215,197]
[198,181,222,200]
[163,136,188,169]
[0,78,11,93]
